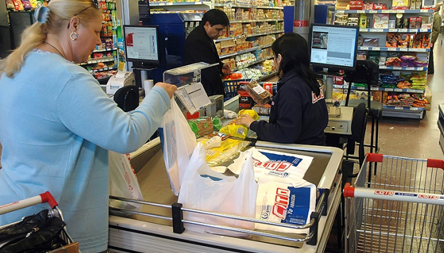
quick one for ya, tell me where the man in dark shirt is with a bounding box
[184,9,231,96]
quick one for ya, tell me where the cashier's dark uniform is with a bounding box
[250,71,328,145]
[183,25,225,96]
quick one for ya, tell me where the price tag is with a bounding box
[394,88,403,92]
[357,10,365,13]
[410,107,420,110]
[400,48,408,51]
[374,28,384,32]
[360,46,369,50]
[385,88,394,91]
[166,2,173,5]
[406,89,416,93]
[336,10,345,14]
[159,2,166,6]
[395,106,403,110]
[420,9,429,12]
[357,87,366,90]
[371,87,379,91]
[388,47,396,51]
[406,67,415,70]
[396,10,403,13]
[382,10,390,13]
[373,47,380,50]
[399,29,408,32]
[369,10,377,13]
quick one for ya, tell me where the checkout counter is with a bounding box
[108,65,345,252]
[108,106,344,253]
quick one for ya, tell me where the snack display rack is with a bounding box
[332,1,434,119]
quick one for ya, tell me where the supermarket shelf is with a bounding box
[383,105,425,111]
[233,55,273,71]
[257,71,277,82]
[150,1,211,6]
[89,67,117,73]
[359,28,431,33]
[214,3,284,9]
[230,19,283,24]
[379,66,427,71]
[333,84,426,93]
[219,44,272,59]
[215,30,284,42]
[80,58,115,66]
[93,48,117,53]
[382,106,425,119]
[358,46,430,52]
[335,9,434,14]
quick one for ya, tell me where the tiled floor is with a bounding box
[326,38,444,252]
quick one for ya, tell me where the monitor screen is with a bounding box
[123,25,160,68]
[309,23,359,71]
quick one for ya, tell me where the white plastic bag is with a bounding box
[159,99,197,195]
[178,143,258,237]
[109,151,144,210]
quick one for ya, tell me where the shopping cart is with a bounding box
[343,153,444,253]
[0,191,78,252]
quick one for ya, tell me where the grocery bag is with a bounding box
[178,143,258,237]
[159,99,197,195]
[109,151,144,210]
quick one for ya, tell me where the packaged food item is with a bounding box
[238,109,260,120]
[373,14,389,28]
[252,104,272,115]
[201,138,250,166]
[392,0,410,9]
[188,117,214,138]
[359,15,367,28]
[386,33,399,47]
[245,80,272,105]
[363,38,379,47]
[219,121,249,139]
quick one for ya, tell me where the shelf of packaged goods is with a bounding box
[358,46,430,52]
[232,55,273,72]
[215,30,284,42]
[219,44,272,59]
[89,67,117,73]
[359,28,431,33]
[256,71,277,82]
[335,9,434,14]
[150,1,212,7]
[379,66,427,71]
[80,58,115,66]
[230,19,284,24]
[93,48,117,53]
[332,84,426,93]
[213,3,284,9]
[383,105,425,110]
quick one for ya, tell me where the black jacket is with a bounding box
[250,71,328,145]
[183,25,225,96]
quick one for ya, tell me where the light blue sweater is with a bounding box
[0,51,170,252]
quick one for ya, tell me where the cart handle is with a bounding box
[0,191,58,215]
[343,183,354,198]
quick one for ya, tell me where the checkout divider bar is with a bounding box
[110,191,329,245]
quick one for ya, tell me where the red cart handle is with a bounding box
[0,191,58,215]
[343,183,355,198]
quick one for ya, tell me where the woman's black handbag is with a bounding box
[0,209,69,253]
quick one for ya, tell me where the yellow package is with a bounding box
[219,122,249,139]
[200,138,250,166]
[238,109,260,120]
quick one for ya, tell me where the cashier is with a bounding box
[183,9,232,96]
[236,33,328,145]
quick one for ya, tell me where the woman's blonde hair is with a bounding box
[0,0,102,78]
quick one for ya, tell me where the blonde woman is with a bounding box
[0,0,176,252]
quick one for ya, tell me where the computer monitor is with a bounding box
[123,25,160,69]
[308,23,359,72]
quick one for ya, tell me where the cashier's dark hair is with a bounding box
[272,33,321,96]
[201,9,230,27]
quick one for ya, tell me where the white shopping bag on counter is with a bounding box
[159,99,197,195]
[109,151,144,210]
[178,143,258,237]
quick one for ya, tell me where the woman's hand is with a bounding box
[155,82,177,99]
[235,115,255,128]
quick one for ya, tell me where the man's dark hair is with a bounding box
[201,9,230,27]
